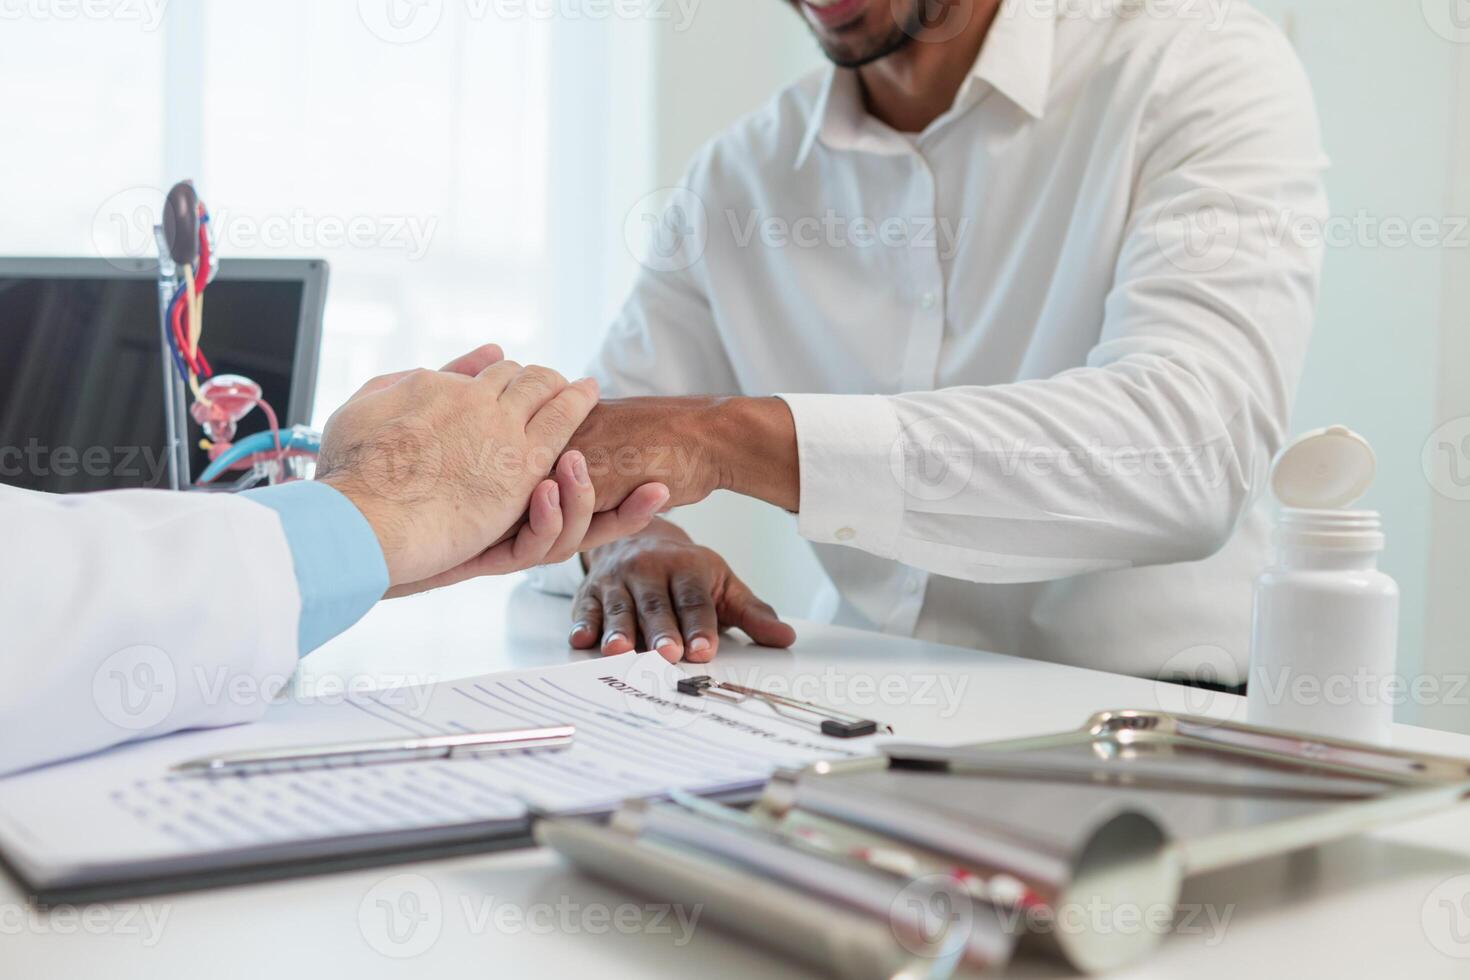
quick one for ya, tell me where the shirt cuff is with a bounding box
[242,481,389,656]
[777,393,906,559]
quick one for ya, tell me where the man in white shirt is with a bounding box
[534,0,1329,685]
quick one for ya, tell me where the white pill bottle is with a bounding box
[1247,426,1399,745]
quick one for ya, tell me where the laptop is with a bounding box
[0,257,327,493]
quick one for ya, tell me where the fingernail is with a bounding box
[604,631,627,649]
[569,623,590,642]
[548,483,560,509]
[689,636,711,654]
[572,454,590,486]
[655,636,680,656]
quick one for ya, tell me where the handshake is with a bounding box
[315,344,666,596]
[314,345,799,663]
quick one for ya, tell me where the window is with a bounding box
[0,0,655,421]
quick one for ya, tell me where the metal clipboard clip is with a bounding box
[675,676,893,739]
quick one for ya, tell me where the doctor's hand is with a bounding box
[381,449,671,599]
[571,519,796,663]
[316,345,668,595]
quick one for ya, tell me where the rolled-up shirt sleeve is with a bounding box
[781,18,1328,585]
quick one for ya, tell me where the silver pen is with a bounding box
[171,725,575,777]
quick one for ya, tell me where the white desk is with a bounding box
[8,578,1470,979]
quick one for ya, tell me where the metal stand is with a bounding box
[153,227,192,490]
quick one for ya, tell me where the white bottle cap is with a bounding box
[1270,425,1377,510]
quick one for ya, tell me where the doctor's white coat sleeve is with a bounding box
[0,481,386,776]
[781,22,1329,583]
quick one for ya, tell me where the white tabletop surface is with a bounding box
[7,577,1470,979]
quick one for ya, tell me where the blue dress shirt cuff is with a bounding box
[243,481,389,657]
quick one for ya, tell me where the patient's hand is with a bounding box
[570,519,796,663]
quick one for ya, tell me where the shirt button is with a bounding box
[920,291,938,310]
[835,527,856,542]
[905,578,921,595]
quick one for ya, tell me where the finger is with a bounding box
[723,578,797,649]
[475,359,523,397]
[670,571,720,664]
[629,576,683,663]
[345,346,501,403]
[578,484,670,552]
[598,581,638,655]
[347,347,505,407]
[503,479,564,568]
[544,452,596,565]
[500,365,570,422]
[569,584,603,649]
[528,377,599,450]
[440,344,504,376]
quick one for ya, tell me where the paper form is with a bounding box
[0,653,877,888]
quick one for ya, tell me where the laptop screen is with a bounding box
[0,259,325,493]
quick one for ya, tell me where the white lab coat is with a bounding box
[0,484,301,776]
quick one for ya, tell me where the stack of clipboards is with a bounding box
[539,709,1470,978]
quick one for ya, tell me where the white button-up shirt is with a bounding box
[544,0,1328,683]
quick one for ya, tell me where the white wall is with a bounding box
[649,5,825,185]
[1253,1,1468,729]
[1424,41,1470,734]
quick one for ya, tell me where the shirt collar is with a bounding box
[795,68,862,168]
[796,0,1056,168]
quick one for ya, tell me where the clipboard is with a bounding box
[1,823,536,907]
[0,652,876,906]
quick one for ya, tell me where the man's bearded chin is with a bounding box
[794,0,922,69]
